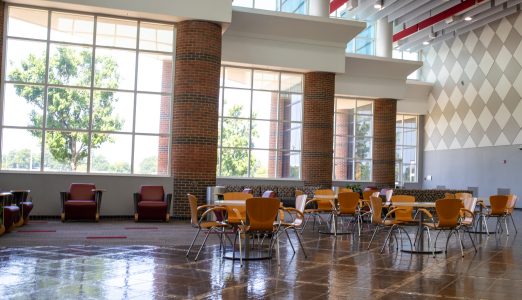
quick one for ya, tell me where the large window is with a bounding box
[218,67,303,179]
[393,50,421,80]
[233,0,308,14]
[333,98,373,181]
[1,6,174,175]
[346,23,375,55]
[396,114,418,185]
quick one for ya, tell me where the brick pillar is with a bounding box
[373,98,397,186]
[172,21,222,218]
[334,109,349,179]
[302,72,335,188]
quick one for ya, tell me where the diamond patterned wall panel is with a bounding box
[422,11,522,151]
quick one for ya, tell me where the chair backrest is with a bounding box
[507,194,518,212]
[461,197,478,224]
[435,198,462,228]
[246,197,280,231]
[337,192,360,214]
[262,190,277,198]
[295,194,307,213]
[295,189,304,197]
[339,187,353,193]
[242,188,253,194]
[385,189,393,202]
[139,186,164,201]
[69,183,96,201]
[224,192,252,200]
[370,196,383,225]
[10,190,30,202]
[444,193,456,199]
[362,190,375,200]
[455,192,472,200]
[187,194,199,227]
[391,195,415,222]
[314,189,335,210]
[490,195,509,215]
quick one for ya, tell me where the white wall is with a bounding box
[0,173,172,216]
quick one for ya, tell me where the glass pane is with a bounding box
[252,91,278,120]
[279,123,301,151]
[1,128,42,171]
[92,91,134,132]
[46,87,91,130]
[335,113,354,136]
[50,12,94,44]
[333,159,353,181]
[8,7,48,39]
[403,115,417,128]
[356,100,373,115]
[223,89,251,118]
[48,44,93,87]
[403,51,419,61]
[220,148,249,177]
[255,0,277,10]
[354,160,371,181]
[43,131,88,172]
[354,138,372,159]
[396,146,402,160]
[403,164,416,183]
[280,73,302,93]
[253,70,279,91]
[334,135,353,158]
[137,53,173,92]
[90,133,132,174]
[396,127,403,146]
[5,39,47,83]
[134,135,169,175]
[280,151,300,179]
[135,93,170,134]
[392,50,402,59]
[3,84,44,127]
[251,120,275,149]
[250,149,276,178]
[95,48,136,90]
[395,163,402,183]
[224,68,251,89]
[233,0,253,7]
[403,128,417,146]
[281,0,306,14]
[221,119,250,148]
[96,17,137,48]
[281,94,302,122]
[396,115,403,127]
[403,147,416,165]
[140,22,174,52]
[336,98,356,114]
[355,115,372,137]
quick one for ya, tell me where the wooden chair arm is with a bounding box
[416,208,433,219]
[197,204,216,211]
[282,207,305,220]
[231,208,245,226]
[199,206,227,221]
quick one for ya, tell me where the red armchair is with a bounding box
[11,190,33,225]
[133,186,172,222]
[1,192,21,233]
[61,183,103,222]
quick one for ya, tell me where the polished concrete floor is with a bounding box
[0,212,520,299]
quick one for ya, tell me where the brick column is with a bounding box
[373,98,397,186]
[302,72,335,188]
[172,21,222,218]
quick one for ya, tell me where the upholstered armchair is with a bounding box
[1,192,20,233]
[11,190,33,225]
[60,183,103,222]
[133,186,172,222]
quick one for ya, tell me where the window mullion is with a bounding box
[86,16,97,173]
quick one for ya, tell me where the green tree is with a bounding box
[8,47,122,171]
[2,148,40,170]
[139,156,158,174]
[220,104,259,176]
[355,121,371,181]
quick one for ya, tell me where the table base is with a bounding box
[223,250,272,261]
[318,230,352,235]
[401,249,443,254]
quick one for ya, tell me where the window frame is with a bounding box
[0,4,175,176]
[332,97,374,182]
[395,114,419,185]
[217,65,304,179]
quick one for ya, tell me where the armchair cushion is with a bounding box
[69,184,96,201]
[139,186,165,202]
[62,183,101,221]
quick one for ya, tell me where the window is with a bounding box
[346,23,375,55]
[393,50,421,80]
[333,98,373,181]
[218,67,303,179]
[233,0,308,15]
[1,6,174,175]
[396,114,418,185]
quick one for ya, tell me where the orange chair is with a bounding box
[303,189,335,231]
[223,192,253,224]
[444,193,456,199]
[455,192,472,200]
[390,195,416,223]
[422,198,476,257]
[186,194,229,261]
[337,192,363,236]
[279,194,308,258]
[505,195,518,234]
[367,196,413,253]
[483,195,510,236]
[231,197,281,266]
[338,187,353,193]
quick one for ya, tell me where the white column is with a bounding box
[309,0,330,17]
[376,17,393,58]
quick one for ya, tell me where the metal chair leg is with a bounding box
[294,227,308,258]
[380,225,395,254]
[367,225,381,250]
[466,228,477,252]
[186,228,201,257]
[445,229,454,255]
[238,231,243,267]
[195,229,212,261]
[284,228,296,253]
[504,217,510,236]
[510,214,518,234]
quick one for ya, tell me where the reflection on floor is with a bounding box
[0,212,521,299]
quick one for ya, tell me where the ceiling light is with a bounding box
[374,0,383,9]
[464,16,473,21]
[423,41,430,45]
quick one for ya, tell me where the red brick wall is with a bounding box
[172,21,222,217]
[302,72,335,188]
[158,60,172,175]
[373,98,397,186]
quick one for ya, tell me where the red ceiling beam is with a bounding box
[392,0,486,42]
[330,0,348,14]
